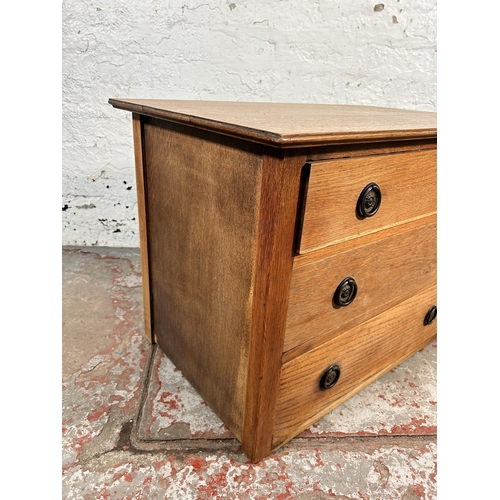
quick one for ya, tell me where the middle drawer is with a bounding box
[283,217,436,358]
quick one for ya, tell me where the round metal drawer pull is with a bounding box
[320,364,341,390]
[357,182,382,218]
[424,305,437,325]
[333,277,358,307]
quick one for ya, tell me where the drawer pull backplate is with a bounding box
[333,277,358,307]
[424,305,437,325]
[320,364,341,390]
[357,182,382,218]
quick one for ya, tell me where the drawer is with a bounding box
[284,217,436,356]
[298,149,436,253]
[273,285,437,449]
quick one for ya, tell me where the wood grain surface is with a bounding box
[284,217,436,357]
[242,149,307,462]
[272,285,437,449]
[306,138,436,161]
[132,114,153,343]
[143,117,263,440]
[109,99,437,148]
[112,101,439,464]
[299,149,437,253]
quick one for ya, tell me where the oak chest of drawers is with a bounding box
[109,99,437,462]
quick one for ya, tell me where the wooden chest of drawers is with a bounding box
[109,99,437,462]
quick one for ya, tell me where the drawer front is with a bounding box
[284,219,436,355]
[273,285,437,448]
[298,149,436,253]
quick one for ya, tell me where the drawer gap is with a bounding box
[293,163,311,255]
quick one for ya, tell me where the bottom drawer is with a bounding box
[272,285,437,449]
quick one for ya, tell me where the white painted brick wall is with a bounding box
[62,0,436,247]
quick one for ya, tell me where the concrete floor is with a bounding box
[62,247,437,499]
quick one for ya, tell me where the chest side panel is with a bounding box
[143,117,263,439]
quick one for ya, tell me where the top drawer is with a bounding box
[298,149,436,253]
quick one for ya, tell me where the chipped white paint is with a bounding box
[62,0,437,247]
[139,352,232,439]
[62,331,146,469]
[114,274,143,289]
[62,444,437,499]
[139,343,436,440]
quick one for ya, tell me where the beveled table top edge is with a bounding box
[109,98,437,148]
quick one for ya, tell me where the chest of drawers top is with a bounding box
[109,99,437,463]
[109,98,436,148]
